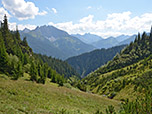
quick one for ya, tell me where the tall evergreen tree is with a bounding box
[23,53,29,65]
[141,32,147,41]
[22,37,28,47]
[13,61,23,80]
[38,65,45,84]
[0,31,8,73]
[30,61,38,82]
[149,26,152,52]
[17,47,24,63]
[2,15,8,31]
[43,63,48,79]
[137,32,140,41]
[149,26,152,41]
[15,26,21,43]
[1,15,13,54]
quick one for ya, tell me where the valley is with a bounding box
[0,0,152,113]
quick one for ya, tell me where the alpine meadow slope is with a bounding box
[0,75,120,114]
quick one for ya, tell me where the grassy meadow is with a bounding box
[0,74,120,114]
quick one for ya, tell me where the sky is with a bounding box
[0,0,152,38]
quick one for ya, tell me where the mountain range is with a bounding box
[20,26,136,60]
[20,25,95,60]
[73,33,136,49]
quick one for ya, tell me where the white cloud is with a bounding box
[52,8,57,14]
[0,7,11,21]
[38,10,48,16]
[18,24,37,30]
[87,6,92,10]
[80,15,94,23]
[2,0,47,20]
[48,11,152,38]
[9,22,36,31]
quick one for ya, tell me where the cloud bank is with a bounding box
[49,11,152,38]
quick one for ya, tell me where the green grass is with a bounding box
[0,74,120,114]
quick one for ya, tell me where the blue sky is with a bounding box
[0,0,152,38]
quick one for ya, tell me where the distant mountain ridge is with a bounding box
[72,33,103,44]
[115,35,130,42]
[21,25,136,60]
[118,35,136,45]
[20,25,95,60]
[92,37,119,49]
[73,33,136,49]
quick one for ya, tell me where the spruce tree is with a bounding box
[2,15,14,54]
[38,64,48,84]
[15,26,21,43]
[47,68,52,78]
[150,26,152,36]
[13,61,23,80]
[51,74,56,83]
[141,32,147,41]
[38,65,45,84]
[0,31,8,73]
[14,40,24,63]
[30,61,38,82]
[149,26,152,42]
[23,53,29,65]
[17,61,23,77]
[134,36,138,43]
[22,37,28,47]
[149,26,152,52]
[137,32,140,41]
[43,63,48,79]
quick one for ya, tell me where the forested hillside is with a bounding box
[35,54,79,78]
[80,28,152,100]
[66,45,126,77]
[0,15,77,85]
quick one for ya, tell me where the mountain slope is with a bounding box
[20,26,95,60]
[81,30,152,99]
[91,32,150,75]
[66,45,126,78]
[119,35,136,45]
[0,75,120,113]
[20,33,65,59]
[35,54,80,78]
[115,35,130,42]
